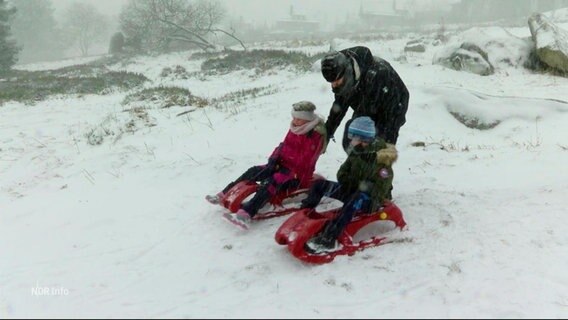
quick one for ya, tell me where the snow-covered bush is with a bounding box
[200,49,325,75]
[160,65,190,79]
[122,86,208,109]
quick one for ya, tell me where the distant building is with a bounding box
[273,5,320,34]
[358,0,409,29]
[448,0,568,23]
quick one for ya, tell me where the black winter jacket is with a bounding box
[325,46,409,145]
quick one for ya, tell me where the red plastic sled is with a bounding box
[275,201,407,264]
[218,173,325,219]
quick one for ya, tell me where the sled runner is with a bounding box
[275,201,407,264]
[218,173,325,219]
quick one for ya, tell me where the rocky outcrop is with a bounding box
[528,13,568,73]
[404,39,426,53]
[433,42,495,76]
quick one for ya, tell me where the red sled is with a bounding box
[275,201,407,264]
[218,173,325,219]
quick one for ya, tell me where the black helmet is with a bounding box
[321,51,349,82]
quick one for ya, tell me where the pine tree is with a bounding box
[0,0,19,73]
[108,32,125,54]
[10,0,64,64]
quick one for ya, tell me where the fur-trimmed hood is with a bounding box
[376,143,398,166]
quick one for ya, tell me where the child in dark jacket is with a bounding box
[300,116,398,254]
[206,101,327,231]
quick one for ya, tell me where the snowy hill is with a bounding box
[2,26,568,318]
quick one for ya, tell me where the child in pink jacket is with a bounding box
[206,101,327,230]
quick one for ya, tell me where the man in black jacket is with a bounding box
[321,46,409,151]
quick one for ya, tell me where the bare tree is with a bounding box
[63,2,109,56]
[119,0,245,53]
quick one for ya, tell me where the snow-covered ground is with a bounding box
[2,24,568,318]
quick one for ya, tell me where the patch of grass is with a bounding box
[210,86,279,113]
[412,140,471,152]
[0,67,148,105]
[84,108,157,146]
[160,65,190,79]
[411,139,495,152]
[410,141,426,147]
[285,39,327,48]
[201,49,326,75]
[88,53,138,68]
[122,86,208,109]
[212,86,277,105]
[449,111,500,130]
[189,50,230,60]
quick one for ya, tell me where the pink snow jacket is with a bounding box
[268,122,327,189]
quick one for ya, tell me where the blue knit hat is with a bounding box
[348,116,376,142]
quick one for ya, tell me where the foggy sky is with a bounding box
[219,0,458,26]
[50,0,458,25]
[51,0,128,17]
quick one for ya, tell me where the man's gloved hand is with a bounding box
[376,143,398,165]
[327,134,335,144]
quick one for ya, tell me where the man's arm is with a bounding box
[325,98,349,142]
[336,156,352,186]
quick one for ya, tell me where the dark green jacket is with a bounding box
[337,138,394,210]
